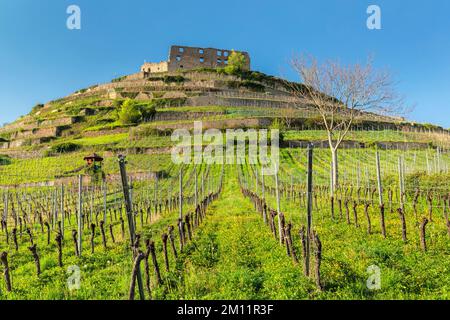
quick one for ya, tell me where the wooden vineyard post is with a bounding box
[103,179,107,224]
[194,165,198,208]
[419,217,429,252]
[261,166,267,224]
[220,163,225,190]
[118,155,145,300]
[179,167,183,221]
[0,252,12,292]
[178,166,185,250]
[274,163,283,245]
[330,161,333,198]
[77,175,83,257]
[398,156,405,210]
[375,150,383,206]
[201,171,205,200]
[255,166,259,195]
[305,143,314,277]
[89,185,94,225]
[60,185,65,239]
[357,160,361,198]
[54,188,58,229]
[290,174,293,199]
[154,174,158,216]
[3,191,8,233]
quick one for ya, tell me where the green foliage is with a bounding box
[120,92,139,99]
[0,154,11,165]
[150,97,186,108]
[118,99,142,125]
[405,171,450,193]
[224,51,247,75]
[116,98,162,125]
[73,133,128,146]
[140,104,157,121]
[422,123,443,131]
[226,80,265,92]
[270,118,286,131]
[113,99,125,109]
[61,96,103,116]
[304,116,326,129]
[112,75,127,82]
[48,142,81,155]
[130,126,172,140]
[163,75,185,84]
[30,103,44,115]
[76,88,88,94]
[83,121,126,132]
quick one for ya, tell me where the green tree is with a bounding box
[224,51,247,75]
[118,99,141,125]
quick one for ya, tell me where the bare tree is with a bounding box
[281,106,297,129]
[289,55,405,194]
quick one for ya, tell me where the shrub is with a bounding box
[49,142,81,154]
[76,88,87,94]
[130,126,172,139]
[121,92,139,99]
[112,75,127,83]
[0,155,11,165]
[224,51,247,75]
[304,116,324,129]
[150,98,186,108]
[30,103,44,115]
[163,75,185,84]
[0,135,9,143]
[140,105,157,122]
[270,118,286,135]
[226,80,265,92]
[118,99,142,125]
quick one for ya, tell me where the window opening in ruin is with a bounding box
[217,59,222,64]
[179,47,184,53]
[199,49,204,54]
[199,57,205,63]
[176,56,181,61]
[223,51,229,57]
[217,50,222,56]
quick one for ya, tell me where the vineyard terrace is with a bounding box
[171,121,280,175]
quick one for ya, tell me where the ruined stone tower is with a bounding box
[141,45,250,74]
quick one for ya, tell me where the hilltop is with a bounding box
[0,45,449,187]
[1,67,438,156]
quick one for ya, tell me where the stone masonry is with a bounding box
[141,45,250,74]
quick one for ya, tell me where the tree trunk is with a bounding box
[331,147,339,193]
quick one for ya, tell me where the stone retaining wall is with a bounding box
[153,111,225,121]
[284,140,431,150]
[12,126,61,140]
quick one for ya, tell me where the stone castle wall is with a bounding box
[140,45,251,74]
[141,61,168,73]
[167,45,250,71]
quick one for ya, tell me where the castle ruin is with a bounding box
[141,45,250,74]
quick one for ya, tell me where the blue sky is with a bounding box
[1,0,449,127]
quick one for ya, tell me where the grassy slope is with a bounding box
[240,161,450,299]
[0,179,200,300]
[0,164,448,300]
[165,169,314,299]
